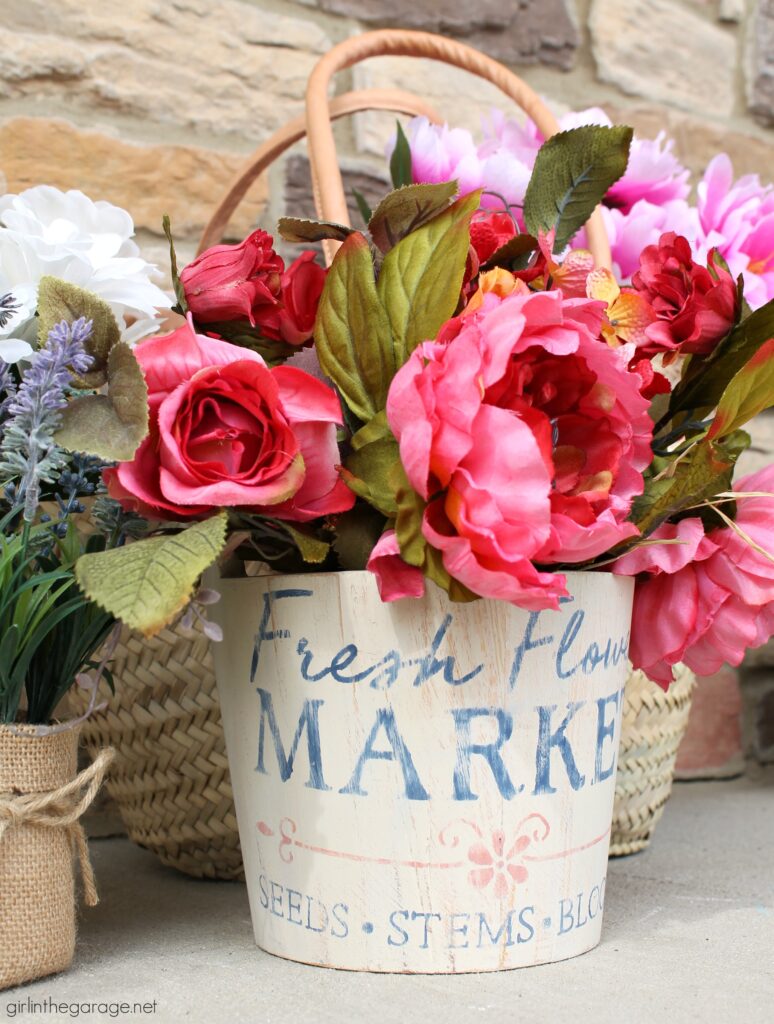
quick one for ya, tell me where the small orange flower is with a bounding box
[586,268,656,348]
[463,267,528,315]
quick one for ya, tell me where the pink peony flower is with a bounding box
[613,465,774,686]
[404,108,694,255]
[386,289,653,610]
[606,131,690,214]
[366,530,426,602]
[695,154,774,310]
[405,118,484,198]
[602,199,700,281]
[105,318,354,522]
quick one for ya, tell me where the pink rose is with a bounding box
[277,251,327,346]
[613,466,774,686]
[105,319,354,522]
[180,229,283,330]
[632,232,738,356]
[366,530,426,602]
[386,289,653,610]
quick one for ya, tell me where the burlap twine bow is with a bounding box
[0,747,115,906]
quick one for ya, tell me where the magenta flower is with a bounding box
[603,199,700,281]
[405,118,483,198]
[403,107,693,255]
[695,155,774,310]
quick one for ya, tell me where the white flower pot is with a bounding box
[209,569,633,973]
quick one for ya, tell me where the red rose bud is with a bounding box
[278,251,327,346]
[632,232,738,357]
[469,210,518,265]
[180,229,284,328]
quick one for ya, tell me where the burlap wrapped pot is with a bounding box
[0,724,111,989]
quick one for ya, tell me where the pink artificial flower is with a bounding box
[613,465,774,686]
[276,251,327,346]
[405,118,483,197]
[603,199,700,281]
[179,229,283,329]
[632,232,738,357]
[105,318,354,522]
[695,154,774,310]
[469,211,518,264]
[606,132,690,214]
[406,116,532,215]
[481,107,690,215]
[366,530,426,602]
[386,289,653,610]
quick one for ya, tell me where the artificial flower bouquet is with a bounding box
[55,119,774,691]
[0,188,170,991]
[0,187,167,728]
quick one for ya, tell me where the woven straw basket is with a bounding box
[610,666,696,856]
[81,31,687,876]
[79,623,243,880]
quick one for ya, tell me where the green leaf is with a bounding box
[368,182,458,253]
[390,121,413,189]
[377,191,480,365]
[523,125,633,252]
[669,298,774,418]
[201,320,296,366]
[631,432,750,536]
[343,433,401,517]
[481,233,538,271]
[352,190,373,227]
[55,342,149,461]
[272,522,330,564]
[76,513,228,636]
[391,463,476,603]
[333,505,386,571]
[37,277,121,388]
[163,215,188,313]
[314,232,394,422]
[350,410,391,451]
[707,336,774,440]
[277,217,354,244]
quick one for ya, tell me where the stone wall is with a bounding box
[2,0,773,268]
[2,1,774,761]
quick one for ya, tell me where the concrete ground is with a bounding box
[5,769,774,1024]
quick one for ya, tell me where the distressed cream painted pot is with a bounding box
[209,569,634,973]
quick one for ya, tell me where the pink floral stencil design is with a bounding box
[439,814,550,897]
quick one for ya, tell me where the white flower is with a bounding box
[0,186,169,358]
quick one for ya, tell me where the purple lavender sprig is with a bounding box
[0,357,16,418]
[0,317,93,522]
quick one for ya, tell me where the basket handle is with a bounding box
[198,88,443,255]
[306,29,611,269]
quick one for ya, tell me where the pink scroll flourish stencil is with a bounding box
[256,813,611,896]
